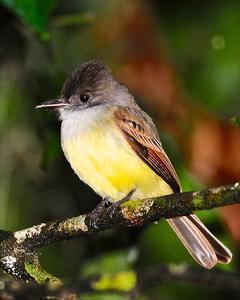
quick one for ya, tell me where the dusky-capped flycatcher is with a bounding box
[36,60,232,269]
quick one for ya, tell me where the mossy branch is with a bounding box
[0,182,239,281]
[1,264,240,298]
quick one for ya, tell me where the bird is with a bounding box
[36,60,232,269]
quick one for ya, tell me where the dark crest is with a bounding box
[61,60,112,99]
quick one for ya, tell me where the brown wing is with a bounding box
[114,106,181,193]
[114,107,232,268]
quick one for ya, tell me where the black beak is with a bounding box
[35,98,69,110]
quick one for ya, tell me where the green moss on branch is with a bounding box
[0,182,239,281]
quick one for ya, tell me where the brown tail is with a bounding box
[167,215,232,269]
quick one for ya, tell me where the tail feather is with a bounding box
[167,215,232,269]
[188,214,232,264]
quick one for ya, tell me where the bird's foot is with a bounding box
[96,197,112,210]
[112,188,137,208]
[89,190,136,230]
[89,198,111,230]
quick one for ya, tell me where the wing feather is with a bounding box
[113,105,232,268]
[114,106,181,193]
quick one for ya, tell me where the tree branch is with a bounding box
[1,264,240,299]
[0,182,239,281]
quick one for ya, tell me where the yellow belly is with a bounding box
[61,119,173,201]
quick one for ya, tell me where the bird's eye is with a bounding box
[80,94,90,102]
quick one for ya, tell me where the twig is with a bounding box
[0,182,239,281]
[1,264,240,299]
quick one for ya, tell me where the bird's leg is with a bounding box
[102,197,112,208]
[106,188,137,221]
[89,190,136,230]
[113,188,137,206]
[91,197,111,215]
[89,198,112,230]
[94,188,136,212]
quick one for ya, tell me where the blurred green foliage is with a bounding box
[230,117,240,127]
[1,0,57,37]
[82,294,130,300]
[81,248,138,277]
[156,1,240,116]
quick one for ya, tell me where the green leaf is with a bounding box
[229,117,240,127]
[92,271,136,292]
[81,248,138,278]
[1,0,58,36]
[82,295,130,300]
[25,262,62,286]
[51,12,96,27]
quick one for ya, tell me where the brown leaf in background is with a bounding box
[91,1,240,242]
